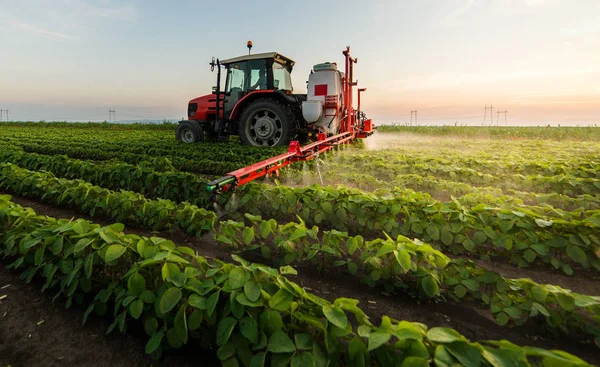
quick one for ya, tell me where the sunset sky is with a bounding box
[0,0,598,125]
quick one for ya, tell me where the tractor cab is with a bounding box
[219,52,295,114]
[182,49,307,147]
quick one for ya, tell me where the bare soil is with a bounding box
[1,194,599,366]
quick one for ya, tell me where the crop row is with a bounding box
[2,154,598,275]
[0,148,213,207]
[3,196,593,366]
[215,213,600,345]
[330,149,600,179]
[2,161,600,345]
[281,167,600,213]
[375,125,600,141]
[303,157,600,197]
[2,147,595,225]
[231,183,600,274]
[0,163,215,237]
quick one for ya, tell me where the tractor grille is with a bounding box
[188,103,198,117]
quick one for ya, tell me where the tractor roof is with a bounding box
[221,52,295,67]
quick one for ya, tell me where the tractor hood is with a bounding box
[188,94,222,120]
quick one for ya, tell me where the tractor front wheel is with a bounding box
[238,99,296,147]
[176,121,204,144]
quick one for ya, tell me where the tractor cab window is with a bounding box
[225,63,246,93]
[273,62,292,91]
[248,59,268,90]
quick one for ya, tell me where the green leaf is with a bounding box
[496,312,510,326]
[250,352,266,367]
[441,229,453,246]
[375,242,395,257]
[370,269,382,281]
[427,327,466,343]
[394,250,411,272]
[460,279,479,292]
[189,294,207,309]
[532,302,550,317]
[217,317,238,346]
[368,331,391,351]
[259,310,283,336]
[395,321,423,341]
[535,218,553,227]
[291,352,315,367]
[244,280,261,302]
[229,267,248,290]
[322,306,348,329]
[267,330,296,353]
[84,253,94,279]
[242,227,255,245]
[127,272,146,296]
[294,333,314,350]
[268,289,293,311]
[105,244,127,262]
[73,238,93,253]
[174,304,188,344]
[566,245,588,265]
[188,310,203,331]
[145,332,163,354]
[523,249,537,263]
[139,290,156,304]
[454,284,467,298]
[445,341,482,367]
[144,317,158,336]
[473,231,487,245]
[162,263,180,283]
[279,265,297,275]
[348,262,358,275]
[207,291,220,317]
[159,287,182,314]
[421,275,439,297]
[129,299,144,319]
[240,317,258,343]
[426,225,440,241]
[217,342,236,361]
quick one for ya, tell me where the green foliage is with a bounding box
[215,214,600,343]
[0,163,215,236]
[0,194,594,366]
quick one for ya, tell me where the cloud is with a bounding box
[1,0,138,42]
[8,19,73,40]
[438,0,477,27]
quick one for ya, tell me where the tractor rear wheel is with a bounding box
[176,120,204,144]
[238,99,296,147]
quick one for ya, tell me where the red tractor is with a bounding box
[177,42,373,148]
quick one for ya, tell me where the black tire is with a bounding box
[238,98,296,147]
[176,121,204,144]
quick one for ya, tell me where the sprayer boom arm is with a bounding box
[207,131,357,197]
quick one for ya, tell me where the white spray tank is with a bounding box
[301,62,344,136]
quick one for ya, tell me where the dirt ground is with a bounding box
[1,194,599,366]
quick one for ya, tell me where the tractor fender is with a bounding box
[229,90,296,121]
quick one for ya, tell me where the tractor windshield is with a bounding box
[273,62,292,92]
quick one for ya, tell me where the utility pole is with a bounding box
[496,110,500,126]
[4,110,8,122]
[499,110,508,125]
[109,109,116,123]
[410,110,418,126]
[483,105,487,125]
[0,109,3,122]
[483,105,494,125]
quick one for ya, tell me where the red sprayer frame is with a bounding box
[207,46,374,200]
